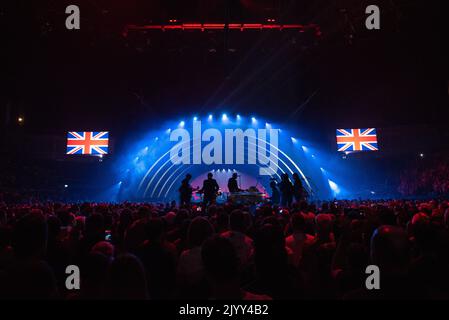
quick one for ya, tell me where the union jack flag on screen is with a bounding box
[336,128,378,152]
[67,132,109,155]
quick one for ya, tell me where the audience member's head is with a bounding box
[202,236,239,285]
[188,217,214,247]
[12,213,48,259]
[107,254,149,300]
[144,218,165,243]
[229,209,246,233]
[291,212,306,233]
[254,223,288,274]
[79,252,110,299]
[46,215,61,242]
[315,214,333,239]
[4,261,58,299]
[216,212,229,233]
[91,241,115,259]
[370,225,409,275]
[85,213,105,239]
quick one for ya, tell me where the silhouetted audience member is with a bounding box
[178,217,214,279]
[106,253,148,300]
[1,213,58,299]
[249,223,303,299]
[285,212,315,267]
[136,218,177,299]
[221,209,254,268]
[202,236,271,300]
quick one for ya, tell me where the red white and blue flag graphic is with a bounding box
[336,128,378,152]
[67,132,109,155]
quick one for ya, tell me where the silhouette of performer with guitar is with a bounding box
[179,173,193,206]
[199,172,219,206]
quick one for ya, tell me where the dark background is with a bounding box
[2,0,448,134]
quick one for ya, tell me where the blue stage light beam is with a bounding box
[328,179,340,196]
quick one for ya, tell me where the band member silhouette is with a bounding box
[178,173,193,206]
[292,173,304,202]
[269,179,280,205]
[227,172,242,193]
[199,172,219,206]
[279,173,294,207]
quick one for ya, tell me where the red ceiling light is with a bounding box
[124,22,320,34]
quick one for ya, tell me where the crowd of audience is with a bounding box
[399,155,449,197]
[1,198,449,300]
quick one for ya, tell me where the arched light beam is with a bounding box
[141,134,311,198]
[157,163,192,198]
[157,141,284,198]
[164,165,195,199]
[256,137,312,191]
[138,137,192,192]
[150,140,203,198]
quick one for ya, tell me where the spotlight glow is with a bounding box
[328,179,340,195]
[265,122,271,128]
[166,128,171,134]
[222,113,228,121]
[236,114,241,120]
[193,116,198,121]
[208,114,213,121]
[251,117,257,124]
[291,137,297,143]
[179,121,185,127]
[302,146,308,152]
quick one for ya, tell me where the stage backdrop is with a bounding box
[114,114,334,202]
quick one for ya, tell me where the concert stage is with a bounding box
[114,114,343,203]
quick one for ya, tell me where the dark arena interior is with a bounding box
[1,0,449,305]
